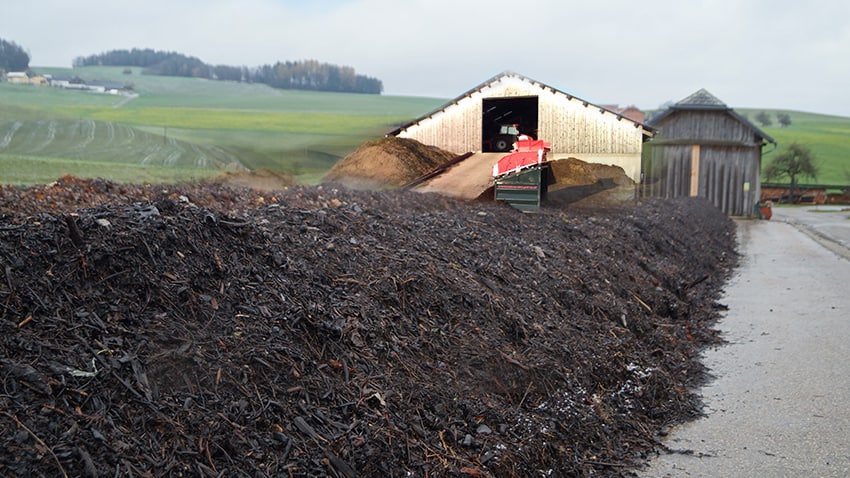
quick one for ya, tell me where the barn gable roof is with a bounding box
[388,71,652,137]
[649,88,776,145]
[676,88,727,109]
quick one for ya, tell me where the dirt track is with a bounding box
[1,178,736,477]
[413,152,504,199]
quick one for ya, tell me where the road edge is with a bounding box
[771,216,850,261]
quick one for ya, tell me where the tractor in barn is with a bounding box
[487,124,522,152]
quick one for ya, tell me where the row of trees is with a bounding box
[73,48,383,94]
[754,111,792,128]
[73,48,191,69]
[0,38,30,71]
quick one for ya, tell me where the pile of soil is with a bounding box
[0,177,736,477]
[209,169,297,192]
[325,139,637,210]
[549,157,632,188]
[546,157,638,208]
[324,137,458,190]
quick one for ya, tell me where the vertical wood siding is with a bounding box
[654,111,761,146]
[642,109,765,216]
[396,76,647,181]
[644,143,762,215]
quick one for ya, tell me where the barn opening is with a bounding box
[481,96,539,152]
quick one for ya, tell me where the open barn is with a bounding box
[388,72,654,208]
[642,89,776,216]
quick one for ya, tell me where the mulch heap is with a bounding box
[0,177,737,477]
[323,137,458,190]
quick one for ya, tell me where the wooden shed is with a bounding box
[642,89,776,216]
[388,72,653,187]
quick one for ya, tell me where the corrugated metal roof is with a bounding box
[387,71,653,137]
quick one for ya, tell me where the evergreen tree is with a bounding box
[0,38,30,71]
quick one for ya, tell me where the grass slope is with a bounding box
[0,154,221,185]
[739,109,850,186]
[0,114,242,168]
[1,66,444,186]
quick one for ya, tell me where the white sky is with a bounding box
[3,0,849,116]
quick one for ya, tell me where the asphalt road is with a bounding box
[641,206,850,477]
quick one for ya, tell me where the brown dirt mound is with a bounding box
[0,178,737,477]
[545,157,637,208]
[209,168,297,191]
[549,157,633,187]
[324,137,458,189]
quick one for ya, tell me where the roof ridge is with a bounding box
[677,88,727,107]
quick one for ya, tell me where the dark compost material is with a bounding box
[0,178,736,477]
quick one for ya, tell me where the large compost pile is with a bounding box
[324,137,457,190]
[0,177,736,477]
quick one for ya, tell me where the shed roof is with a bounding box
[676,88,728,109]
[388,71,653,137]
[649,88,776,145]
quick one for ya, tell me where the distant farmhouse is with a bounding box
[3,71,128,95]
[4,71,48,86]
[5,71,29,84]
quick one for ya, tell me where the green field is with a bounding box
[2,67,849,187]
[739,109,850,186]
[1,66,444,185]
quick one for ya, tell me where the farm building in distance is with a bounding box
[642,89,776,216]
[388,72,654,206]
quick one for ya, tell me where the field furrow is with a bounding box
[165,151,182,165]
[122,124,136,144]
[73,120,97,150]
[106,121,115,144]
[29,121,58,153]
[0,121,23,148]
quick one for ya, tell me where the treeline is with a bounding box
[73,48,383,94]
[0,38,30,71]
[73,49,207,75]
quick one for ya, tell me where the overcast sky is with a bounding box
[3,0,849,116]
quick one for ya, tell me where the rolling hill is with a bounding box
[0,66,443,185]
[1,67,848,187]
[741,109,850,186]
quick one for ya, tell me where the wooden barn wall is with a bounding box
[536,88,644,155]
[654,111,760,145]
[642,145,692,199]
[395,95,483,154]
[643,143,761,216]
[698,146,761,216]
[397,76,646,181]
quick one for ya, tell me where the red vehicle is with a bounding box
[492,138,551,177]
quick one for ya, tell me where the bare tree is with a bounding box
[764,143,818,203]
